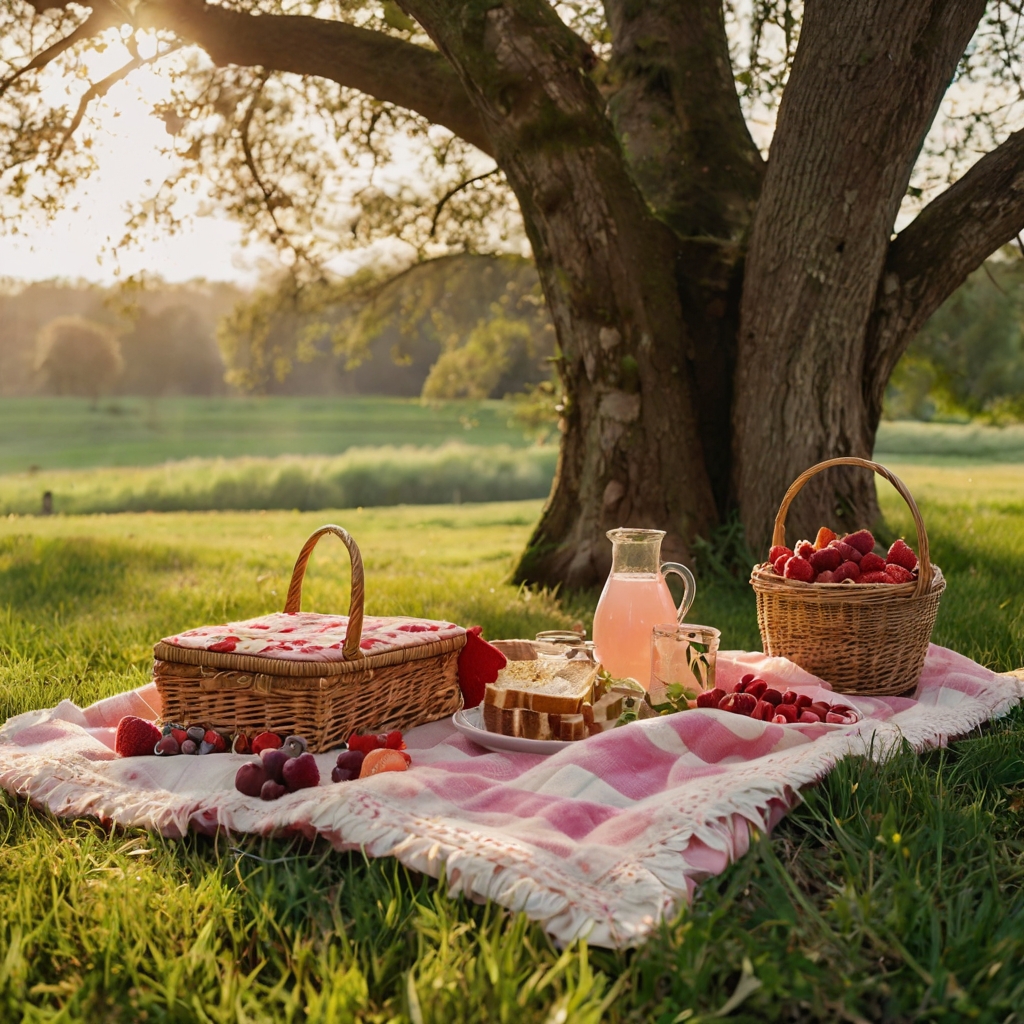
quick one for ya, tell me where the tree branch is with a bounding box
[864,128,1024,418]
[136,0,493,155]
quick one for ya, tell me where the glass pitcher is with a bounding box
[592,528,696,688]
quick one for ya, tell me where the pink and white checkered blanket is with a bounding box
[1,645,1020,948]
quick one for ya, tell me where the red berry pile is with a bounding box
[695,674,860,725]
[766,527,919,586]
[145,724,307,759]
[235,745,320,800]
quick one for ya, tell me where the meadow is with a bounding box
[1,463,1023,1021]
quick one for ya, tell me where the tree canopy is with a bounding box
[4,0,1024,585]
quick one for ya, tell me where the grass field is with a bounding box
[0,397,529,476]
[1,465,1023,1021]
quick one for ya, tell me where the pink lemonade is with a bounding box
[592,572,678,687]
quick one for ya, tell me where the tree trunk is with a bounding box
[407,0,719,587]
[734,0,986,555]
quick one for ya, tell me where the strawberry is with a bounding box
[739,673,755,687]
[772,554,790,575]
[719,692,758,716]
[859,571,891,584]
[204,730,227,754]
[235,762,267,797]
[809,702,831,719]
[753,699,775,721]
[768,545,794,565]
[825,712,847,724]
[844,530,875,555]
[813,527,837,550]
[696,688,726,708]
[829,540,861,563]
[745,679,768,699]
[815,571,838,584]
[282,752,320,792]
[384,730,406,750]
[457,626,507,709]
[781,690,798,705]
[359,748,411,778]
[231,734,250,755]
[809,547,842,572]
[114,716,162,758]
[799,710,823,724]
[171,728,188,747]
[859,552,886,573]
[833,560,861,583]
[794,694,813,709]
[252,732,282,755]
[887,538,918,572]
[795,540,815,560]
[762,688,783,706]
[884,563,915,584]
[775,703,798,723]
[347,733,383,754]
[783,556,815,582]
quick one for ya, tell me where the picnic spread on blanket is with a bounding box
[2,457,1022,948]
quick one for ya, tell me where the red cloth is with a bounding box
[456,626,507,708]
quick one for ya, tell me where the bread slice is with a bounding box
[486,659,599,715]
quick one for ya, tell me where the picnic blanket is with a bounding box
[1,644,1021,948]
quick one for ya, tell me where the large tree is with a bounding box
[4,0,1024,586]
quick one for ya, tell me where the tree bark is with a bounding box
[404,0,718,586]
[734,0,986,555]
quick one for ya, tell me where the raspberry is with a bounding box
[884,563,915,584]
[252,732,282,756]
[887,539,918,572]
[260,780,288,801]
[384,731,406,750]
[336,749,365,772]
[180,739,198,755]
[775,703,798,722]
[696,688,724,708]
[844,530,875,555]
[772,554,789,575]
[282,752,320,792]
[833,560,861,583]
[746,680,768,699]
[260,748,290,784]
[813,527,837,550]
[114,716,162,758]
[768,545,794,564]
[332,766,358,783]
[859,571,891,584]
[359,748,412,777]
[753,700,775,721]
[815,571,837,584]
[762,688,783,706]
[719,692,758,716]
[795,540,815,560]
[783,556,815,582]
[809,547,842,572]
[154,735,180,756]
[829,540,861,563]
[859,552,886,573]
[235,762,267,797]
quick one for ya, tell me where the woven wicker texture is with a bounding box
[153,524,466,751]
[750,458,945,696]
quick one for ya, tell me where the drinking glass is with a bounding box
[649,623,721,701]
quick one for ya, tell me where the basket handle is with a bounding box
[771,457,933,598]
[283,525,364,660]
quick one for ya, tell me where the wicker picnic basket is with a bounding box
[750,458,945,696]
[152,524,467,752]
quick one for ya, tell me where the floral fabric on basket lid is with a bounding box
[162,612,465,662]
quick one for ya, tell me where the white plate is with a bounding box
[452,706,572,755]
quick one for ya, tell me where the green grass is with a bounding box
[0,397,529,475]
[0,445,558,516]
[1,469,1023,1021]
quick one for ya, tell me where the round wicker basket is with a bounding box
[750,457,945,696]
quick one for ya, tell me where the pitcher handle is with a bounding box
[660,562,696,623]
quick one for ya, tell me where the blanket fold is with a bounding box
[1,644,1020,948]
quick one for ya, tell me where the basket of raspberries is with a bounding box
[749,457,945,696]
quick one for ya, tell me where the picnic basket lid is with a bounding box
[154,524,466,678]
